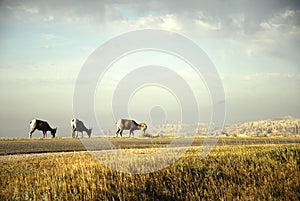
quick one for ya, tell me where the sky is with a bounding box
[0,0,299,138]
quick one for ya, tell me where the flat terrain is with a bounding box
[1,141,299,200]
[0,136,300,155]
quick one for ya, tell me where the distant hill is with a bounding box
[147,116,300,137]
[220,116,300,137]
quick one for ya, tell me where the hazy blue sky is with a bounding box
[0,0,299,137]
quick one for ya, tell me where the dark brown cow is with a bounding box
[116,119,147,137]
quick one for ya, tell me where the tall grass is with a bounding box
[1,144,299,200]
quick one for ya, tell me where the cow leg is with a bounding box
[43,131,46,138]
[116,128,120,137]
[129,130,132,137]
[72,125,76,138]
[120,130,123,137]
[29,128,36,139]
[130,130,134,137]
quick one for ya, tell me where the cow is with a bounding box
[29,119,57,139]
[115,119,147,137]
[71,118,92,138]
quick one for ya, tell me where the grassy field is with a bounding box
[0,137,300,200]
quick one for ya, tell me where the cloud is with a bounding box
[44,15,55,22]
[242,73,300,81]
[0,60,82,86]
[6,4,39,14]
[121,14,181,31]
[242,7,300,61]
[21,6,39,14]
[80,46,95,53]
[195,18,221,31]
[41,33,56,41]
[41,45,50,49]
[2,0,299,34]
[1,1,300,64]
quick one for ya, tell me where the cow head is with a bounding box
[87,128,93,138]
[51,128,57,138]
[139,123,147,134]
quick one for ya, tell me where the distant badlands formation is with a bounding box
[150,116,300,137]
[219,116,300,137]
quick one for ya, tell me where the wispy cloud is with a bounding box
[44,15,55,22]
[41,45,51,49]
[121,14,181,31]
[41,33,56,41]
[80,46,95,53]
[6,5,39,14]
[242,73,300,81]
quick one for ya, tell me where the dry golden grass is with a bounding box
[1,144,299,200]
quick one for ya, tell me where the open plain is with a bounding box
[1,137,300,200]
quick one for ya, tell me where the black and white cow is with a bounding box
[29,119,57,139]
[71,118,92,138]
[115,119,147,137]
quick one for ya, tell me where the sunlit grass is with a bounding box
[1,144,299,200]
